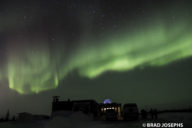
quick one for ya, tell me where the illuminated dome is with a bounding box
[104,99,112,104]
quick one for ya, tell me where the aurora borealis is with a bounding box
[5,19,192,94]
[0,0,192,115]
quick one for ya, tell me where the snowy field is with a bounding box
[0,112,192,128]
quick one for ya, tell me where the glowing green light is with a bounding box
[4,14,192,94]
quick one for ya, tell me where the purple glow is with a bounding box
[104,99,112,104]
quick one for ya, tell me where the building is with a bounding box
[99,99,121,120]
[72,100,99,116]
[52,96,99,117]
[52,96,73,111]
[51,97,141,121]
[123,103,139,120]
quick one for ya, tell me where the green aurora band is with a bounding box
[2,17,192,94]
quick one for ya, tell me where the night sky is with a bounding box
[0,0,192,116]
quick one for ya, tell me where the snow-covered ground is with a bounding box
[0,112,191,128]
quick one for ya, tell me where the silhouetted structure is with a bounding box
[105,109,118,121]
[11,116,16,121]
[0,118,5,122]
[100,102,121,120]
[122,103,139,120]
[153,109,158,119]
[51,96,146,121]
[72,100,99,116]
[149,109,158,119]
[53,96,60,102]
[52,97,73,111]
[149,109,153,119]
[52,96,99,117]
[141,109,148,119]
[158,108,192,113]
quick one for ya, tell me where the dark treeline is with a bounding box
[158,108,192,114]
